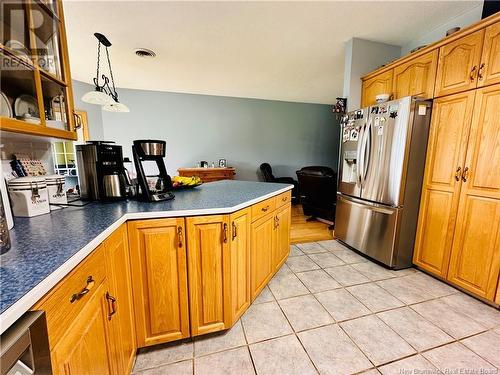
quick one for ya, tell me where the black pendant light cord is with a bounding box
[91,33,119,102]
[105,46,118,102]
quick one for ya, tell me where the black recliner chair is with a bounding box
[296,166,337,226]
[259,163,299,204]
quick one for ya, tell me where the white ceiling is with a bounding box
[63,1,482,104]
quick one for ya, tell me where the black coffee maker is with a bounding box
[132,140,175,202]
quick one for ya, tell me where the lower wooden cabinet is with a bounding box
[50,282,113,375]
[274,204,291,271]
[128,218,190,347]
[229,208,251,323]
[105,224,137,374]
[250,212,275,299]
[186,215,231,336]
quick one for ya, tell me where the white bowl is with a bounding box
[375,94,390,103]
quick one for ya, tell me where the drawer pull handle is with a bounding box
[106,292,117,320]
[232,221,237,240]
[70,276,95,303]
[454,166,461,181]
[177,226,183,248]
[261,205,269,212]
[223,223,228,243]
[282,197,287,202]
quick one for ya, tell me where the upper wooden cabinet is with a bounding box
[361,69,393,107]
[478,22,500,87]
[0,0,77,140]
[393,50,438,99]
[413,91,475,278]
[229,208,251,324]
[186,215,231,336]
[104,224,136,375]
[128,218,190,347]
[434,30,485,97]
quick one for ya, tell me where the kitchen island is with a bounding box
[0,180,292,374]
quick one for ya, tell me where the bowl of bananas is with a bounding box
[172,176,203,190]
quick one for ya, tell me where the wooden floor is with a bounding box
[290,204,334,244]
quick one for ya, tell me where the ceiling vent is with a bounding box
[134,48,156,58]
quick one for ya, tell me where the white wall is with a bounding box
[343,38,401,111]
[401,4,483,55]
[100,86,340,181]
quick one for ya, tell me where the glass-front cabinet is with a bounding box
[0,0,76,140]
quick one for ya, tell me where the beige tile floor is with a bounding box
[132,240,500,375]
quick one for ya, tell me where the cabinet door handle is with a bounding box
[223,223,228,243]
[232,222,237,240]
[106,292,117,320]
[274,215,278,229]
[261,205,269,212]
[276,216,280,228]
[454,166,461,181]
[461,167,469,182]
[470,65,477,81]
[478,63,485,80]
[282,196,288,202]
[70,276,95,303]
[177,226,183,248]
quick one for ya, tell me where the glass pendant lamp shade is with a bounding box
[81,89,114,105]
[103,100,130,112]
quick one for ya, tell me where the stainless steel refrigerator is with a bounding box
[335,97,432,269]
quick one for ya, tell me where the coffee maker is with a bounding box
[76,141,132,200]
[132,140,174,202]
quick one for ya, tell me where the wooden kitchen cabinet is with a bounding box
[434,30,485,97]
[413,91,475,277]
[104,224,136,374]
[393,50,438,99]
[186,215,231,336]
[229,208,251,323]
[50,283,113,375]
[250,211,275,299]
[273,204,291,272]
[478,22,500,87]
[361,69,393,107]
[128,218,190,346]
[447,84,500,300]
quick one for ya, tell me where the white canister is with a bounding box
[8,177,50,217]
[46,174,67,209]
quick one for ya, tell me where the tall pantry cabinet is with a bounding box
[414,84,500,301]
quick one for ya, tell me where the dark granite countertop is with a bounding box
[0,180,291,331]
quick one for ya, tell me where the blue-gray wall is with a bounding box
[73,81,340,181]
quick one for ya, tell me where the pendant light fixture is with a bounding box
[81,33,130,112]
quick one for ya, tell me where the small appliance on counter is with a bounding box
[7,176,50,217]
[45,174,67,209]
[76,141,133,201]
[132,140,174,202]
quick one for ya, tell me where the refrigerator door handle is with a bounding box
[362,123,372,184]
[355,124,365,187]
[359,119,371,186]
[337,194,395,215]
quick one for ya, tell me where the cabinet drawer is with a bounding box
[275,191,291,208]
[251,197,276,222]
[33,245,107,348]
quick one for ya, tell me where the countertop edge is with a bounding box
[0,184,292,333]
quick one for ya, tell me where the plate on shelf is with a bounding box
[0,91,12,118]
[14,94,39,118]
[4,40,32,62]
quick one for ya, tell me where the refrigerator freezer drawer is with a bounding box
[335,194,400,267]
